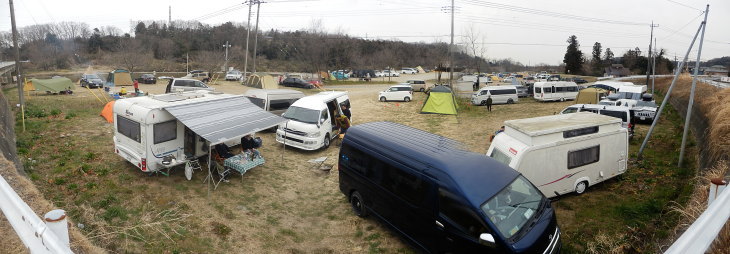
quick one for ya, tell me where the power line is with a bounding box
[665,0,703,12]
[458,15,647,38]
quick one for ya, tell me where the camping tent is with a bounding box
[575,88,609,104]
[106,69,133,87]
[100,101,115,123]
[27,78,75,93]
[244,74,278,89]
[420,85,458,115]
[416,66,426,73]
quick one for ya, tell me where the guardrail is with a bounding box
[0,174,73,254]
[665,179,729,254]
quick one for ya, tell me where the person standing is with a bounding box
[133,80,140,94]
[486,96,493,112]
[341,104,351,120]
[334,113,351,134]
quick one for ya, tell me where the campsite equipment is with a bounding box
[243,89,305,116]
[105,69,133,87]
[339,121,561,253]
[420,85,458,115]
[275,91,350,150]
[575,87,609,104]
[487,112,628,198]
[243,74,279,89]
[533,81,579,102]
[26,78,75,94]
[100,101,115,123]
[112,90,285,174]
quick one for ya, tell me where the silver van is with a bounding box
[165,78,214,93]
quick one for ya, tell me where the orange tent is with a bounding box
[100,101,115,123]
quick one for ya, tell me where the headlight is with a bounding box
[307,132,321,138]
[278,125,284,130]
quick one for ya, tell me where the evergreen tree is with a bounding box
[563,35,584,75]
[591,42,602,76]
[604,48,614,65]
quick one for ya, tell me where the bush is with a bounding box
[50,109,62,116]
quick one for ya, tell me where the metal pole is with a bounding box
[652,37,657,94]
[9,0,25,132]
[448,0,454,87]
[679,5,709,167]
[638,22,704,159]
[243,1,252,79]
[252,1,262,73]
[645,21,657,87]
[186,53,189,73]
[223,41,230,72]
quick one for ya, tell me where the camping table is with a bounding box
[224,154,265,177]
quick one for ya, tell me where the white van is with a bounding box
[471,85,519,105]
[560,104,635,137]
[379,84,413,102]
[243,89,305,116]
[615,84,648,108]
[533,81,579,102]
[165,78,214,93]
[276,91,350,150]
[487,112,628,198]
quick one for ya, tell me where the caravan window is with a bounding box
[490,148,512,166]
[269,99,293,111]
[153,121,177,144]
[555,87,566,92]
[117,115,141,143]
[567,86,578,92]
[568,145,600,169]
[563,126,599,138]
[544,87,552,93]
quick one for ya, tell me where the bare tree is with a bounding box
[193,50,225,77]
[113,39,151,73]
[462,25,488,84]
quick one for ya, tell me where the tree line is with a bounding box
[563,35,679,76]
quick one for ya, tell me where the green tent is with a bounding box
[420,85,458,115]
[29,78,75,93]
[106,69,133,87]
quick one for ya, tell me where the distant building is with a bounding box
[703,65,729,76]
[604,64,630,77]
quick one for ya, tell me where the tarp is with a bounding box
[28,78,75,93]
[421,85,458,115]
[576,88,608,104]
[416,66,426,73]
[106,69,133,87]
[100,101,115,123]
[244,74,278,89]
[163,95,286,145]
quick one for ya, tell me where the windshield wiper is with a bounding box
[509,199,541,208]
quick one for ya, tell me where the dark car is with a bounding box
[572,77,588,84]
[281,77,314,89]
[137,74,157,84]
[80,74,104,88]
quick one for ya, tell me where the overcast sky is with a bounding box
[2,0,728,65]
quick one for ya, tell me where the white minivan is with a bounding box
[379,84,413,102]
[276,91,350,150]
[471,85,518,105]
[533,81,579,102]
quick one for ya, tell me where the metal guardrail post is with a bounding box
[665,179,730,254]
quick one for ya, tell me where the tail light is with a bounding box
[141,158,147,171]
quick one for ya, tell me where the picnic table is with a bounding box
[224,153,265,175]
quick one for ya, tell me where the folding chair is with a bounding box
[307,156,332,172]
[213,160,231,190]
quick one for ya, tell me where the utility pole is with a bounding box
[243,1,253,79]
[679,4,709,167]
[449,0,454,87]
[169,6,171,25]
[252,1,263,73]
[186,53,189,73]
[651,37,657,94]
[223,41,231,72]
[9,0,24,131]
[645,21,658,87]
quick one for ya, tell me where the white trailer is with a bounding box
[113,90,284,173]
[486,112,628,198]
[533,81,579,102]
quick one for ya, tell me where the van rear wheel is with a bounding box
[404,97,411,102]
[419,88,425,92]
[480,100,487,106]
[350,191,368,217]
[380,97,386,102]
[507,99,514,104]
[575,181,588,194]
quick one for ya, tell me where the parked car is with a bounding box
[472,86,518,105]
[164,78,214,93]
[137,74,157,84]
[184,71,210,83]
[374,70,384,77]
[382,70,400,77]
[515,85,529,97]
[405,80,429,92]
[80,74,104,88]
[281,77,315,89]
[633,100,658,123]
[400,68,417,74]
[502,77,514,83]
[572,77,588,84]
[275,91,350,150]
[225,70,243,81]
[379,84,413,102]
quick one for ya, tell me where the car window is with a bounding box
[175,80,194,87]
[194,81,208,88]
[389,87,398,92]
[562,107,579,114]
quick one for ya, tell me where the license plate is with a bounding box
[640,117,646,120]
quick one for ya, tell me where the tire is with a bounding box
[575,181,588,194]
[419,88,425,92]
[560,97,566,102]
[507,99,514,104]
[322,134,331,149]
[380,97,386,102]
[404,97,411,102]
[480,100,487,106]
[350,191,368,217]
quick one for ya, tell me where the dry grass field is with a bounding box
[2,76,702,253]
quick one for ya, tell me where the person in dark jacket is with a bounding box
[240,134,260,160]
[486,96,493,112]
[340,104,351,120]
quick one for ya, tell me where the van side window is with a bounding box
[117,115,141,143]
[382,166,425,205]
[339,99,350,108]
[320,110,328,121]
[269,99,292,111]
[535,87,542,93]
[544,87,552,93]
[340,144,371,176]
[567,86,578,92]
[153,121,177,144]
[439,189,488,238]
[480,90,489,96]
[568,145,600,169]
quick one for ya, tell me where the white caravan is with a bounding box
[487,112,628,198]
[113,91,284,173]
[276,91,350,150]
[533,81,579,102]
[243,89,305,116]
[471,85,519,105]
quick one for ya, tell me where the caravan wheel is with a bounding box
[575,181,588,194]
[560,97,566,102]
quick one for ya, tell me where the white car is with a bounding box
[400,68,417,74]
[382,70,400,77]
[502,77,514,83]
[225,70,243,81]
[374,70,384,77]
[378,84,413,102]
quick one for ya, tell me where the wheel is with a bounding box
[575,181,588,194]
[380,97,386,102]
[507,99,514,104]
[404,97,411,102]
[350,191,368,217]
[480,100,487,106]
[419,88,425,92]
[322,134,331,149]
[560,97,566,102]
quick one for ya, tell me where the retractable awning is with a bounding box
[163,95,285,145]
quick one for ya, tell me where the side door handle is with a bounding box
[435,220,444,229]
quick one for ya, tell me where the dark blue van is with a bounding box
[338,122,561,253]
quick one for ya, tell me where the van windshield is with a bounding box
[281,106,320,124]
[481,176,543,240]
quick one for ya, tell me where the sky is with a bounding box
[1,0,728,65]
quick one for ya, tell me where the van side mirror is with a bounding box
[479,233,496,247]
